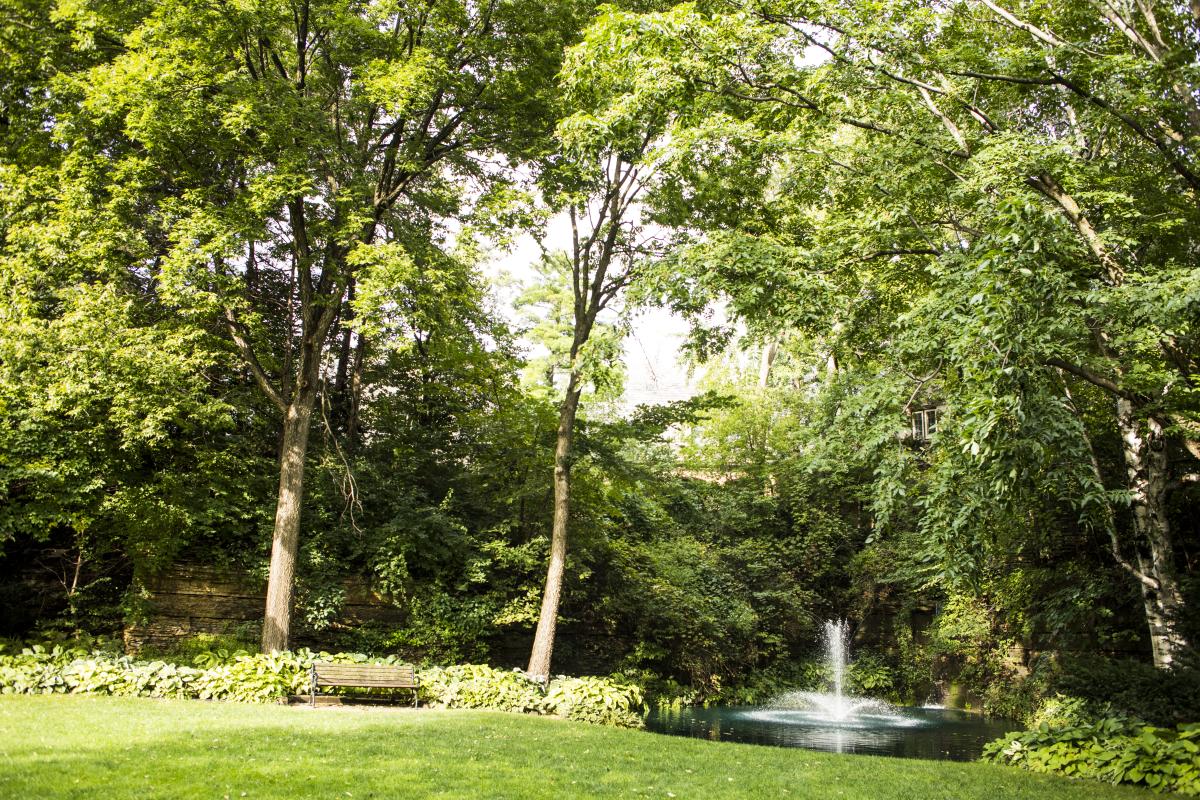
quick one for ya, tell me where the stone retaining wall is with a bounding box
[122,563,404,654]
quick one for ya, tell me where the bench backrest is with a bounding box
[312,662,417,688]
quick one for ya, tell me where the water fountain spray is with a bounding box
[823,619,849,720]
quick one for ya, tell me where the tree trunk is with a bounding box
[261,398,315,653]
[1116,398,1189,668]
[527,372,583,682]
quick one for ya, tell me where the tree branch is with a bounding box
[1046,356,1142,400]
[1025,172,1124,285]
[224,308,287,412]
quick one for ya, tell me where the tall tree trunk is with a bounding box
[261,396,315,653]
[527,372,583,682]
[1117,398,1189,668]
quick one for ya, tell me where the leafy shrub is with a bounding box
[418,664,546,714]
[140,632,256,667]
[714,659,827,706]
[380,592,497,665]
[192,647,253,668]
[1029,695,1098,729]
[0,646,645,728]
[544,676,645,728]
[847,653,897,698]
[0,645,206,698]
[193,653,308,702]
[983,717,1200,795]
[612,667,702,707]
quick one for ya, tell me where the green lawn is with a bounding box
[0,695,1149,799]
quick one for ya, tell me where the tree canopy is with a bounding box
[1,0,1196,716]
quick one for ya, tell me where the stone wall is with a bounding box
[123,563,404,654]
[120,563,626,675]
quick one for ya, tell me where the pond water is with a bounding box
[644,704,1020,761]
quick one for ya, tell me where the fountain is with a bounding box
[773,619,890,720]
[644,619,1019,760]
[823,619,850,716]
[763,620,898,722]
[753,619,906,731]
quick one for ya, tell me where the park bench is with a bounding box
[309,662,420,707]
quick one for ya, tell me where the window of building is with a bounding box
[911,407,938,441]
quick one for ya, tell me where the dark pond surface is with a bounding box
[645,704,1020,761]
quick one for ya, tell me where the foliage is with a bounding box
[1052,657,1200,728]
[140,632,255,668]
[1030,695,1101,731]
[417,664,645,728]
[0,646,644,727]
[2,0,1199,712]
[418,664,546,715]
[543,675,645,728]
[192,653,311,703]
[712,659,827,706]
[847,653,899,699]
[566,0,1200,671]
[381,591,499,665]
[984,718,1200,795]
[0,644,204,699]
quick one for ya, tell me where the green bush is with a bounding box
[847,653,898,698]
[193,653,309,702]
[544,676,645,728]
[612,667,702,707]
[418,664,546,714]
[983,717,1200,795]
[0,646,645,728]
[714,659,826,706]
[141,632,256,667]
[1028,695,1098,729]
[416,665,645,728]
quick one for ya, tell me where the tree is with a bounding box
[568,0,1200,666]
[26,0,584,651]
[0,1,278,628]
[522,153,655,681]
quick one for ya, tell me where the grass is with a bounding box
[0,695,1151,799]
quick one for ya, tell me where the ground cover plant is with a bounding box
[0,644,644,728]
[982,696,1200,795]
[984,718,1200,795]
[0,695,1155,800]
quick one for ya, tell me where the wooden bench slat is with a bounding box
[313,663,412,669]
[315,680,416,688]
[316,672,414,681]
[315,672,414,679]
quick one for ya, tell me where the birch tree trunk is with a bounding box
[1116,399,1189,668]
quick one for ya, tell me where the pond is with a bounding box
[644,704,1020,761]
